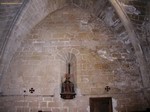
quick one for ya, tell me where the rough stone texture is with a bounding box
[110,0,150,105]
[67,1,150,93]
[0,0,67,92]
[0,0,26,57]
[0,5,149,112]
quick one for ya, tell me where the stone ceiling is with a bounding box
[0,0,149,58]
[0,0,150,101]
[0,0,27,57]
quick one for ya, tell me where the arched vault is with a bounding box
[0,0,150,105]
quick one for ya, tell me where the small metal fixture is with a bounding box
[29,88,35,93]
[105,86,111,92]
[23,90,26,93]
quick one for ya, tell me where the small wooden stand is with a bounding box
[60,74,76,99]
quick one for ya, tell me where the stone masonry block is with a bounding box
[17,107,30,112]
[15,101,28,107]
[40,102,47,108]
[29,102,39,107]
[43,97,53,102]
[48,102,61,107]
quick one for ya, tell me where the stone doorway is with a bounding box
[90,97,113,112]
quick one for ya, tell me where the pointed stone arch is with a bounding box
[57,48,80,89]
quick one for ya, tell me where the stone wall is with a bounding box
[0,94,147,112]
[0,0,67,92]
[0,5,148,112]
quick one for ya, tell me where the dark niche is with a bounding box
[90,97,113,112]
[60,63,76,99]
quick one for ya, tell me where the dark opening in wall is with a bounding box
[90,97,113,112]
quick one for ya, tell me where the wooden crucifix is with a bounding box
[68,63,71,74]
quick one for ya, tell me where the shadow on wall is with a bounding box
[131,108,150,112]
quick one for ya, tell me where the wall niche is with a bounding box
[90,97,113,112]
[58,51,77,99]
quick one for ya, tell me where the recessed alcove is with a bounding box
[90,97,113,112]
[57,51,77,99]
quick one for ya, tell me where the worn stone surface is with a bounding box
[0,0,67,90]
[0,5,148,112]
